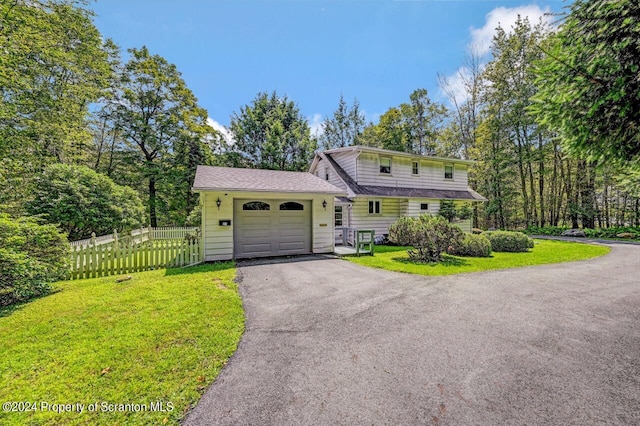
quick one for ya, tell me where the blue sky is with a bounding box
[92,0,564,137]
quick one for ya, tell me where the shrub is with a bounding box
[484,230,533,252]
[26,164,145,241]
[0,214,69,306]
[449,233,492,257]
[523,225,567,236]
[389,215,464,263]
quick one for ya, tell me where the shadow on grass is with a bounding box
[0,288,62,318]
[392,254,471,267]
[164,261,235,276]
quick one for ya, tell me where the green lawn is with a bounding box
[0,262,243,425]
[346,239,610,275]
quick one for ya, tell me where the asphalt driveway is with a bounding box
[185,243,640,425]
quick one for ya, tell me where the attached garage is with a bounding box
[192,166,345,261]
[233,199,311,258]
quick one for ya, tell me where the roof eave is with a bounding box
[192,187,347,196]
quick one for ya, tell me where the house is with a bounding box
[192,146,486,261]
[308,146,486,240]
[192,166,345,261]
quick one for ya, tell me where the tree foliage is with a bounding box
[532,0,640,164]
[0,214,69,306]
[230,91,317,171]
[25,164,145,240]
[319,94,365,150]
[360,89,447,154]
[0,0,113,165]
[109,46,217,227]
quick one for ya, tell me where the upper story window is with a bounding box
[380,157,391,174]
[324,167,329,181]
[368,200,381,215]
[412,161,419,175]
[444,165,454,180]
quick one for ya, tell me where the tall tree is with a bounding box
[110,46,216,227]
[230,91,317,171]
[532,0,640,164]
[480,16,553,227]
[359,89,447,154]
[400,89,448,155]
[0,0,113,212]
[319,95,365,150]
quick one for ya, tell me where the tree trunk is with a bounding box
[149,176,158,228]
[538,134,545,227]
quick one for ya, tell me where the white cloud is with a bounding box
[470,5,553,55]
[441,4,553,107]
[207,117,234,145]
[308,113,323,137]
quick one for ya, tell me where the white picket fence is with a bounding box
[70,227,199,248]
[69,226,202,279]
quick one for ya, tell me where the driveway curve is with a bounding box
[185,243,640,425]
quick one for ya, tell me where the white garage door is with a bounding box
[233,199,312,259]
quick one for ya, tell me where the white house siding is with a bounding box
[315,157,348,192]
[349,198,402,237]
[331,151,357,178]
[356,152,469,190]
[346,197,471,236]
[201,191,335,261]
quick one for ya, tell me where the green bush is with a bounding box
[26,164,145,241]
[389,215,464,263]
[582,226,640,239]
[524,225,568,236]
[484,230,533,252]
[524,225,640,239]
[449,233,492,257]
[0,214,69,306]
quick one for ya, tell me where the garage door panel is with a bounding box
[279,241,306,251]
[234,199,311,259]
[242,243,273,254]
[241,228,272,239]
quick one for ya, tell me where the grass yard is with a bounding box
[0,262,243,425]
[346,239,610,276]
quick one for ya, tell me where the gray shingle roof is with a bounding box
[192,165,346,194]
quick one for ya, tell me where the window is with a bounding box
[324,167,329,181]
[279,202,304,210]
[412,161,419,175]
[379,157,391,174]
[243,201,270,210]
[444,165,454,180]
[420,203,429,211]
[334,206,343,227]
[368,200,381,215]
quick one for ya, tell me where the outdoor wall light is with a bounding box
[216,197,222,210]
[322,199,327,210]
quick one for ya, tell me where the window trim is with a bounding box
[412,160,420,175]
[444,164,454,180]
[379,157,392,175]
[368,199,382,215]
[334,205,343,227]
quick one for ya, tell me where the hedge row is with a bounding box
[524,225,640,239]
